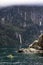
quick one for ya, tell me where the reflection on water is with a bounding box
[0,48,43,65]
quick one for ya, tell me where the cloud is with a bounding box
[0,0,43,7]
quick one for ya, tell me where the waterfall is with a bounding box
[18,8,19,13]
[19,34,22,48]
[1,17,5,24]
[39,21,42,26]
[24,12,26,21]
[39,21,43,34]
[20,11,22,17]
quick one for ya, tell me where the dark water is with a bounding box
[0,48,43,65]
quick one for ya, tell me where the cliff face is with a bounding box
[0,6,43,47]
[0,6,43,25]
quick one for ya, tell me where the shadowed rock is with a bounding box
[29,34,43,50]
[18,49,24,53]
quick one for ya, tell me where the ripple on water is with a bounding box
[0,48,43,65]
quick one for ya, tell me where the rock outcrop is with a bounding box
[18,34,43,54]
[29,34,43,50]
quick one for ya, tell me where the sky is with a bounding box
[0,0,43,7]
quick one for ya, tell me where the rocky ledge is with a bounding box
[18,34,43,54]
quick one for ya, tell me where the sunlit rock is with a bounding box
[18,34,43,54]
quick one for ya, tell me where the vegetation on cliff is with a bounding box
[0,6,42,47]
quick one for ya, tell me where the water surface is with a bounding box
[0,48,43,65]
